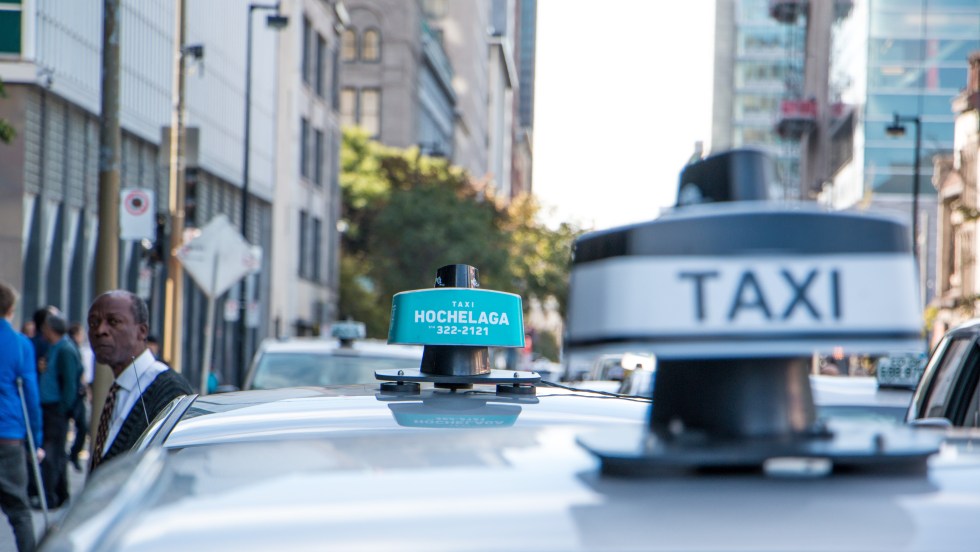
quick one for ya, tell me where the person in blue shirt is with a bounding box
[0,282,43,552]
[37,313,80,509]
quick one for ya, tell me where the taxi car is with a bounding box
[242,322,423,390]
[39,151,980,551]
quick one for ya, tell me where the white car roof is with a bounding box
[255,337,424,358]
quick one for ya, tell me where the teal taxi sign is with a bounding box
[388,288,525,347]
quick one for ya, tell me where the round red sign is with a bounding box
[124,190,150,216]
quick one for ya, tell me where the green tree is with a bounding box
[338,128,583,338]
[503,194,581,319]
[533,329,561,362]
[0,78,15,144]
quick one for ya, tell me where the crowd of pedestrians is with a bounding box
[1,283,191,552]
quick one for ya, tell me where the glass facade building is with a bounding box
[865,0,980,195]
[714,0,807,197]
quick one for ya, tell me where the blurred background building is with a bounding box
[340,0,534,201]
[711,0,807,199]
[0,0,537,388]
[713,0,980,313]
[933,53,980,341]
[270,0,347,341]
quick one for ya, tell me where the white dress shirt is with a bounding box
[103,348,168,455]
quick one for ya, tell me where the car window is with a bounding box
[250,352,421,389]
[964,384,980,429]
[922,337,977,420]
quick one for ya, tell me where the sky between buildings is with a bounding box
[532,0,717,231]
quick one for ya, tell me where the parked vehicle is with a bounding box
[907,319,980,427]
[242,322,423,390]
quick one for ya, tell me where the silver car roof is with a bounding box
[43,385,980,552]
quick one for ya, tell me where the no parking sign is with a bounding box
[120,188,155,240]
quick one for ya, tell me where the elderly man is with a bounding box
[87,291,192,471]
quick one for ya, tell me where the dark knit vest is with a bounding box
[101,369,193,465]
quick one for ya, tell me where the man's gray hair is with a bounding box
[90,290,149,326]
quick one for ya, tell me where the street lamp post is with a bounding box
[885,112,922,261]
[239,3,287,384]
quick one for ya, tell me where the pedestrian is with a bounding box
[25,306,58,505]
[0,282,44,552]
[87,291,192,471]
[29,306,60,377]
[37,313,81,508]
[66,323,92,471]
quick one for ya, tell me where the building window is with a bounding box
[297,212,322,282]
[302,16,313,84]
[331,41,341,110]
[312,217,323,282]
[314,128,324,186]
[0,8,21,54]
[340,88,356,127]
[341,29,357,61]
[299,210,309,278]
[300,117,310,179]
[361,28,381,62]
[360,88,380,138]
[315,34,327,97]
[339,88,381,138]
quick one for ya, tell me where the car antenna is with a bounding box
[131,355,150,425]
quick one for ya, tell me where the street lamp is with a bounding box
[239,2,287,383]
[885,112,922,261]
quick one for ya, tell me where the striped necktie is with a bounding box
[90,382,120,471]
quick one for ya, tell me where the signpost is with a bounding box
[176,215,260,394]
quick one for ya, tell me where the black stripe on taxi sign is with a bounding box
[565,330,924,349]
[573,206,910,264]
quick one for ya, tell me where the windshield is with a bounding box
[250,352,422,389]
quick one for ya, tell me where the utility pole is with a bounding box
[163,0,187,372]
[91,0,121,456]
[95,0,120,294]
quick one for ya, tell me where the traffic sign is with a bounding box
[176,215,261,298]
[120,188,155,240]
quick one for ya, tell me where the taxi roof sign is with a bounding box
[387,288,525,348]
[570,151,937,476]
[331,321,366,341]
[380,264,537,393]
[567,202,922,359]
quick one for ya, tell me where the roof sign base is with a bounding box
[578,421,941,478]
[375,368,540,391]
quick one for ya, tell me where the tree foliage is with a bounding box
[338,128,583,337]
[0,78,15,144]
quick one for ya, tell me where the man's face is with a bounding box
[88,294,148,372]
